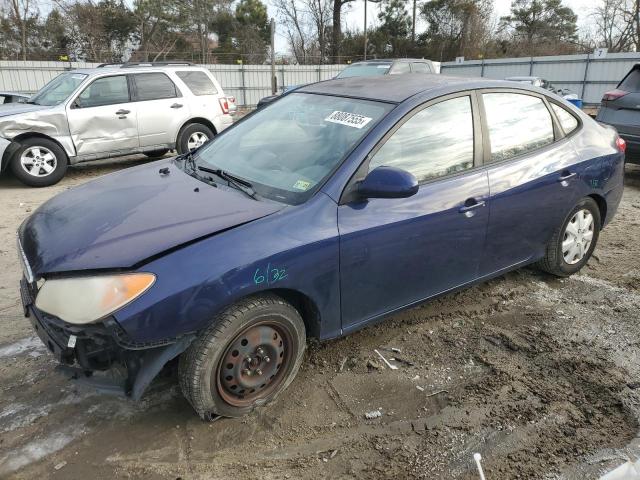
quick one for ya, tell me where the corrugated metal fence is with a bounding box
[440,52,640,106]
[0,61,344,107]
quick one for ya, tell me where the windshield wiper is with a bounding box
[175,151,217,187]
[198,166,257,200]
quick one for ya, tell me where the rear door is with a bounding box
[66,74,139,156]
[411,62,432,74]
[479,90,582,275]
[338,93,490,332]
[131,72,191,149]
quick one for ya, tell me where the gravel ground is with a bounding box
[0,158,639,479]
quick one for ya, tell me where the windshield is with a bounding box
[29,73,88,106]
[336,63,391,79]
[189,92,392,204]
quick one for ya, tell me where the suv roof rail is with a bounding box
[96,61,195,68]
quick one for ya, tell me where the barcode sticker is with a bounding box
[325,111,373,129]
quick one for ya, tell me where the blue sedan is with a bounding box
[17,74,625,419]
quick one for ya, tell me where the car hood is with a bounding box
[19,160,284,276]
[0,103,49,117]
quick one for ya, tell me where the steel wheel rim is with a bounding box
[562,209,594,265]
[20,146,57,177]
[216,319,293,407]
[187,132,208,150]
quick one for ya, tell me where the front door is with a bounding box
[67,74,139,156]
[338,94,490,333]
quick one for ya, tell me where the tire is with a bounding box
[176,123,214,154]
[179,294,306,419]
[143,149,170,158]
[11,137,68,187]
[537,197,601,277]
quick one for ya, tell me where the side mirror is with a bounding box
[357,166,419,199]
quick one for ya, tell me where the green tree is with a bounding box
[499,0,578,55]
[378,0,411,55]
[420,0,493,61]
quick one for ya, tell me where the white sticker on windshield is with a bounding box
[325,111,373,129]
[71,74,85,79]
[377,65,390,68]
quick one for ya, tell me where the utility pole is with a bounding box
[270,19,277,94]
[364,0,368,60]
[411,0,416,43]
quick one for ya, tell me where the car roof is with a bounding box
[298,74,525,103]
[350,58,432,65]
[68,65,207,76]
[505,76,543,81]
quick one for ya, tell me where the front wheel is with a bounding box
[179,294,306,419]
[176,123,214,155]
[537,197,601,277]
[11,137,68,187]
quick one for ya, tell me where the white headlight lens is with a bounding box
[35,273,155,325]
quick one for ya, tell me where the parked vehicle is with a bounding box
[0,62,233,187]
[18,74,625,419]
[596,63,640,164]
[0,91,29,104]
[257,58,437,109]
[336,58,436,79]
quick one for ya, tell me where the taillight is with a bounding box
[616,136,626,153]
[602,89,629,102]
[218,98,229,114]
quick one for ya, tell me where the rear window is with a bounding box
[390,62,411,74]
[483,92,555,162]
[411,62,431,73]
[176,71,217,95]
[551,103,579,135]
[336,63,391,78]
[620,68,640,91]
[132,73,177,101]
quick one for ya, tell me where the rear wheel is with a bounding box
[537,197,601,277]
[176,123,214,154]
[11,137,68,187]
[179,294,306,419]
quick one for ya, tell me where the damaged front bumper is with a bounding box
[20,278,194,399]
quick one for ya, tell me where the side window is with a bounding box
[483,92,554,162]
[389,62,411,74]
[369,96,474,182]
[76,75,129,108]
[132,73,177,101]
[411,62,429,73]
[176,71,218,95]
[551,103,579,135]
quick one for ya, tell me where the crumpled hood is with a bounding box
[0,103,49,118]
[19,160,284,276]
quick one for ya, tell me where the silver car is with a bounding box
[0,62,233,187]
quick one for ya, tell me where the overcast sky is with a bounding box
[268,0,601,55]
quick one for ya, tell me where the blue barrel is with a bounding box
[566,98,583,109]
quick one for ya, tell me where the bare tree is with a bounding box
[592,0,634,51]
[275,0,313,63]
[331,0,355,62]
[3,0,37,60]
[307,0,332,62]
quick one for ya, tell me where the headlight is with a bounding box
[35,273,156,325]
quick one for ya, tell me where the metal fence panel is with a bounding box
[0,61,346,107]
[441,52,640,105]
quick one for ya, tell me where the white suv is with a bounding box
[0,62,234,187]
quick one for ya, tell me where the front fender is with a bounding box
[114,193,342,343]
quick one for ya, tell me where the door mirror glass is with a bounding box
[358,166,418,199]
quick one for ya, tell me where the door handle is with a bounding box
[459,199,486,214]
[115,109,130,115]
[558,171,576,182]
[170,103,183,109]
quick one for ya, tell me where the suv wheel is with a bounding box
[177,123,214,154]
[11,137,68,187]
[179,294,306,419]
[537,197,601,277]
